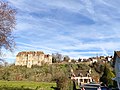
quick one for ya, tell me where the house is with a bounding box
[92,58,98,63]
[113,51,120,89]
[71,69,93,85]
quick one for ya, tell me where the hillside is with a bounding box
[0,62,110,82]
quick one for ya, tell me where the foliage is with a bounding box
[0,63,115,89]
[52,53,63,63]
[63,55,70,62]
[100,64,115,87]
[0,1,16,52]
[76,63,90,70]
[2,70,10,80]
[0,63,93,82]
[71,59,76,63]
[56,76,73,90]
[91,62,104,74]
[78,58,82,62]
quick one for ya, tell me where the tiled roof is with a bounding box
[115,51,120,57]
[16,51,44,56]
[74,70,88,77]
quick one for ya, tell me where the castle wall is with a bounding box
[15,51,52,68]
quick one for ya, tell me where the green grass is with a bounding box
[0,80,56,90]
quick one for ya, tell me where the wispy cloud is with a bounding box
[4,0,120,63]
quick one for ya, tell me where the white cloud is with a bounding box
[4,0,120,63]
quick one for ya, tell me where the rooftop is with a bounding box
[114,51,120,58]
[16,51,44,57]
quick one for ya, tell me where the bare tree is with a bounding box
[0,1,16,53]
[52,53,63,63]
[0,1,16,64]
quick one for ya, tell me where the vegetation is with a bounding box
[0,1,117,89]
[0,1,16,52]
[52,53,63,63]
[0,1,16,68]
[0,63,91,89]
[56,76,73,90]
[100,64,115,87]
[0,61,117,89]
[0,80,55,90]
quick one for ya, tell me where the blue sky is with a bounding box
[3,0,120,63]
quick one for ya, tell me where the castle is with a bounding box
[15,51,52,68]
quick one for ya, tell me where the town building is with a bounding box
[71,76,93,85]
[15,51,52,68]
[71,68,94,85]
[113,51,120,89]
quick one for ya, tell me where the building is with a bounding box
[71,68,94,85]
[113,51,120,89]
[15,51,52,68]
[71,76,93,85]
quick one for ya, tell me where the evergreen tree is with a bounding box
[100,64,115,87]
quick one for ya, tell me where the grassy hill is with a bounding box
[0,63,108,81]
[0,62,114,89]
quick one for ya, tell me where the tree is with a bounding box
[52,53,63,63]
[78,58,82,62]
[2,69,10,80]
[71,59,76,63]
[63,55,70,62]
[92,62,104,74]
[100,64,115,87]
[0,1,16,53]
[56,76,73,90]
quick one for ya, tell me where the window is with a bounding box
[84,79,88,83]
[88,79,90,82]
[80,79,83,82]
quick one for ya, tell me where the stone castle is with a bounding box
[15,51,52,68]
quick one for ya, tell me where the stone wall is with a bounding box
[15,51,52,68]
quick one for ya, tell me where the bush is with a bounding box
[56,76,73,90]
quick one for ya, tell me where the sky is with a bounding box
[3,0,120,63]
